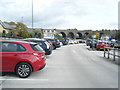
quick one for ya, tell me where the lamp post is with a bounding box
[32,0,34,31]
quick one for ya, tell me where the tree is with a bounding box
[115,31,120,40]
[31,29,44,38]
[88,32,94,39]
[95,32,100,39]
[6,21,30,38]
[54,33,62,39]
[88,32,100,39]
[16,22,29,38]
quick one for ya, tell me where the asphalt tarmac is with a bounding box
[0,44,118,88]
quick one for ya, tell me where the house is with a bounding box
[0,20,16,36]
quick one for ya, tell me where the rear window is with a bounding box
[32,41,47,49]
[30,44,44,51]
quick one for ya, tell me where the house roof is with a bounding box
[0,20,16,30]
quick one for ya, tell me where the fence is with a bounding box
[104,47,120,61]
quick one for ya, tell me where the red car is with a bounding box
[0,40,46,78]
[96,42,110,50]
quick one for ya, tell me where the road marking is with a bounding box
[0,79,49,81]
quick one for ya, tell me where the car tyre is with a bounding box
[15,62,32,78]
[53,45,56,50]
[96,48,99,51]
[0,72,6,76]
[90,45,92,48]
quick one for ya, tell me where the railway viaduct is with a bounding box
[43,29,118,39]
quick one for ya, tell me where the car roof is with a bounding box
[0,40,37,44]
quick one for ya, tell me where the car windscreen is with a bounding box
[30,44,44,51]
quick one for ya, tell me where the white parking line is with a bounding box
[0,79,49,81]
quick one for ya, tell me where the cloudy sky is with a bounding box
[0,0,119,30]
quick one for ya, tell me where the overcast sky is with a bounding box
[0,0,119,30]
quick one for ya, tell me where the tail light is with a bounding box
[33,53,45,58]
[48,42,53,47]
[56,42,60,44]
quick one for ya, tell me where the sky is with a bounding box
[0,0,119,30]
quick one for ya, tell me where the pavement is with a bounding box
[0,44,118,88]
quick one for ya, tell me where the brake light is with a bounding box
[33,53,45,59]
[56,42,60,44]
[33,53,42,56]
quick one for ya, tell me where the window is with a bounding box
[1,42,26,52]
[30,44,44,51]
[17,44,26,51]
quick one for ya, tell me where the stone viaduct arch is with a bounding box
[56,29,92,39]
[43,29,117,40]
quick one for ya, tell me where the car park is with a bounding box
[0,40,46,78]
[23,38,52,55]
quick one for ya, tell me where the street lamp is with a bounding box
[32,0,34,31]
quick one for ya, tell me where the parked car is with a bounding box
[0,40,46,78]
[110,39,116,47]
[74,40,80,44]
[23,38,52,55]
[89,40,97,48]
[74,39,84,44]
[79,40,86,43]
[44,38,61,49]
[114,40,120,49]
[96,42,110,50]
[86,39,92,46]
[68,40,74,44]
[59,39,68,45]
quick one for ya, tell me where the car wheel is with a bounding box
[15,62,32,78]
[96,48,99,51]
[90,45,92,48]
[53,45,56,50]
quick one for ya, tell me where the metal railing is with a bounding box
[104,47,120,61]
